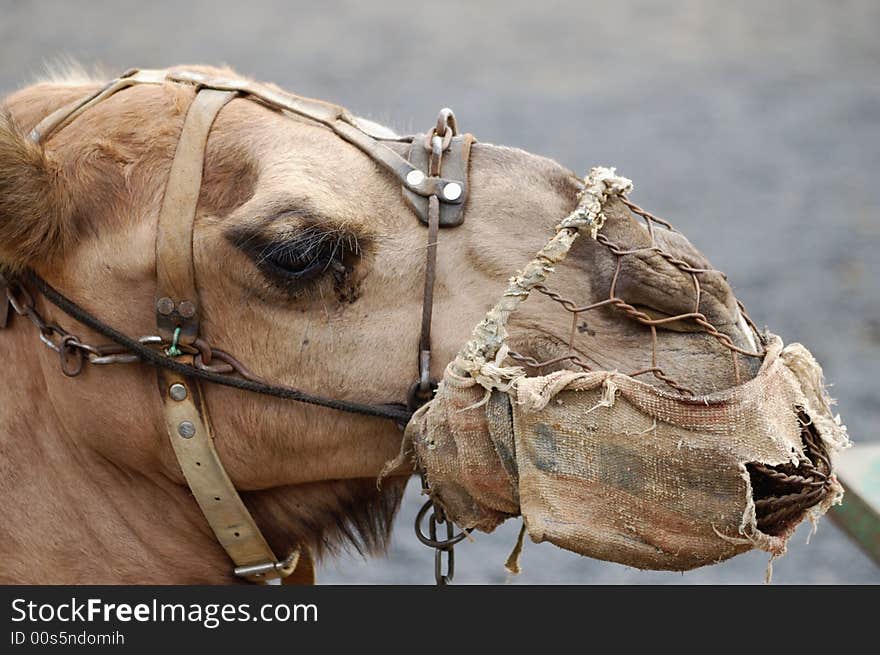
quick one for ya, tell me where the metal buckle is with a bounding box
[233,550,300,583]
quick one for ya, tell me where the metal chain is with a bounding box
[3,278,265,380]
[414,473,469,585]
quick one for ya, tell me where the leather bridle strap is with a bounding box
[16,68,472,584]
[27,272,412,425]
[27,76,316,584]
[158,363,303,583]
[28,69,170,142]
[29,68,470,215]
[403,113,474,407]
[151,86,300,583]
[29,69,468,206]
[30,273,412,423]
[155,88,235,344]
[165,70,469,205]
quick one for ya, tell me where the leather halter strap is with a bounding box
[164,70,469,205]
[151,86,299,583]
[403,115,475,407]
[155,88,234,344]
[158,365,302,583]
[28,275,412,423]
[31,68,468,204]
[28,69,170,142]
[18,68,474,584]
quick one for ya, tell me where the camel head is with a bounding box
[0,66,799,583]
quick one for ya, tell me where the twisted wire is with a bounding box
[507,200,765,395]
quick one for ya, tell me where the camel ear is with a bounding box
[0,109,73,272]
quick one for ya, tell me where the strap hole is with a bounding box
[234,531,240,537]
[195,461,201,466]
[214,496,220,501]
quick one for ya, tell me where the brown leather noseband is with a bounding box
[1,69,475,583]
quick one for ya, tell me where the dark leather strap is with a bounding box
[31,264,413,425]
[403,133,474,227]
[418,195,441,394]
[407,112,475,408]
[16,69,475,585]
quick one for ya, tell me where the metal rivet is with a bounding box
[177,421,196,439]
[156,297,175,316]
[178,300,196,318]
[169,383,188,401]
[406,169,425,186]
[443,182,462,201]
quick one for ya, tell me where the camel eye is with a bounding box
[229,225,359,291]
[260,238,338,281]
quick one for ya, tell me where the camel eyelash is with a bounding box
[228,224,362,293]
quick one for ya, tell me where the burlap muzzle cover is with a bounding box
[406,337,847,571]
[403,168,849,572]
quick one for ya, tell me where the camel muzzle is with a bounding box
[400,167,850,573]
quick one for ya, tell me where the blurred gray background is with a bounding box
[1,0,877,583]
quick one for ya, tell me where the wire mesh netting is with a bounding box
[506,198,766,396]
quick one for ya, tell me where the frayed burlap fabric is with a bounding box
[407,335,847,571]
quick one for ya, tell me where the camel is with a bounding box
[0,66,788,583]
